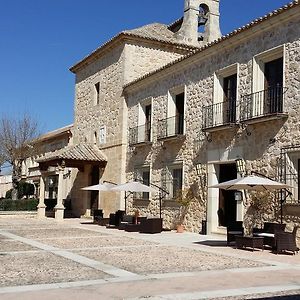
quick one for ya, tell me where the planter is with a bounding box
[176,224,184,233]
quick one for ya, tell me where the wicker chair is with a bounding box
[253,222,286,248]
[227,221,244,245]
[275,226,299,255]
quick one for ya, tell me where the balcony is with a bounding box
[157,115,184,140]
[240,86,287,123]
[202,100,237,132]
[129,123,151,146]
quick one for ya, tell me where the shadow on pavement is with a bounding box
[254,294,300,299]
[193,240,228,247]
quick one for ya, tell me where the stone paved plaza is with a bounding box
[0,215,300,299]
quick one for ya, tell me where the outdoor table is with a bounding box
[235,235,264,251]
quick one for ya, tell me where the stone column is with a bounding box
[54,165,65,221]
[37,174,46,219]
[207,163,219,234]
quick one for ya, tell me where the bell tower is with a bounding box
[175,0,221,46]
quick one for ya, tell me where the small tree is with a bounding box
[0,114,40,200]
[244,190,275,234]
[175,188,195,226]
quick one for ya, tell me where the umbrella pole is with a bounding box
[281,200,283,224]
[159,195,162,219]
[124,192,127,214]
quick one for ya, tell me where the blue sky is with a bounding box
[0,0,290,134]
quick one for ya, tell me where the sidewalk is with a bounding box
[0,216,299,299]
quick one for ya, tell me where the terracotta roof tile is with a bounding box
[37,144,107,163]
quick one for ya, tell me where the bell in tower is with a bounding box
[175,0,222,46]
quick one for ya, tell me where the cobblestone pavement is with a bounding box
[0,215,299,299]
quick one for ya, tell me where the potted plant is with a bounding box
[174,188,195,233]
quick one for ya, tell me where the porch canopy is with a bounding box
[36,143,107,170]
[36,144,107,220]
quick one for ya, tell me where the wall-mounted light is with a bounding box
[235,158,246,176]
[196,163,202,176]
[234,191,243,202]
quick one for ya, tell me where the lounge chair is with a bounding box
[275,226,299,255]
[227,221,244,245]
[253,222,286,248]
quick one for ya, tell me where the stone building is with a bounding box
[0,175,12,199]
[124,1,300,233]
[35,0,300,234]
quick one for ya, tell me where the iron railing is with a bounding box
[278,145,300,204]
[129,123,151,145]
[157,115,184,139]
[240,86,285,121]
[203,100,236,129]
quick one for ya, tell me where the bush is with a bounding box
[17,181,35,198]
[5,189,12,199]
[0,198,38,211]
[4,182,35,200]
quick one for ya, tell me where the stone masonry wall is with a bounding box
[123,41,184,85]
[72,39,187,216]
[125,14,300,232]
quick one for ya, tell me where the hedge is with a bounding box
[0,199,38,211]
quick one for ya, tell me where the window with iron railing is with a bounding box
[157,115,184,139]
[129,122,151,145]
[203,99,236,129]
[203,73,237,130]
[240,85,285,121]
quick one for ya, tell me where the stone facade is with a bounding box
[71,38,191,217]
[124,4,300,233]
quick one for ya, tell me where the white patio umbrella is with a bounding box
[111,181,159,213]
[111,181,158,193]
[209,175,291,191]
[210,175,292,223]
[81,182,116,191]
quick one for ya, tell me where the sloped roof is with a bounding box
[35,124,73,143]
[124,0,299,90]
[123,23,184,45]
[37,144,107,164]
[70,23,199,73]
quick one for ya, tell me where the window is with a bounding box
[130,99,152,145]
[163,164,183,199]
[164,87,185,137]
[93,131,98,145]
[250,45,285,118]
[99,126,106,145]
[208,64,238,128]
[134,166,151,200]
[137,101,152,142]
[94,82,100,105]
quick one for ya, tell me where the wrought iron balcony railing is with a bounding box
[129,123,151,145]
[240,86,286,121]
[157,115,184,139]
[203,100,236,130]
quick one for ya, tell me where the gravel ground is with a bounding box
[0,240,38,252]
[39,235,156,249]
[7,228,106,239]
[0,252,109,287]
[77,245,267,275]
